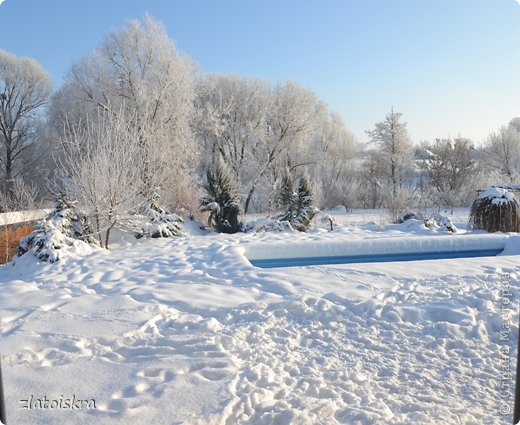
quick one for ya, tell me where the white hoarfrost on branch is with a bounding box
[195,75,356,213]
[366,109,414,221]
[421,137,477,210]
[57,111,146,249]
[50,15,196,209]
[482,126,520,184]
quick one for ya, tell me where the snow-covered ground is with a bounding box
[0,209,519,424]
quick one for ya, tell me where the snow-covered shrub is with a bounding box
[398,211,419,223]
[200,159,242,233]
[277,171,319,232]
[423,213,458,233]
[387,187,415,224]
[469,187,520,232]
[134,190,184,238]
[242,218,294,233]
[17,192,96,263]
[315,212,334,231]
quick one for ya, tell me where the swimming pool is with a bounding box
[244,235,509,269]
[249,247,504,268]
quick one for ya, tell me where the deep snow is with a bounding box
[0,209,519,424]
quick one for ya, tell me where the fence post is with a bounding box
[0,355,6,424]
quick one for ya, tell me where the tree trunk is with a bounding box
[244,186,255,215]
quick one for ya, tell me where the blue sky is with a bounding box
[0,0,519,145]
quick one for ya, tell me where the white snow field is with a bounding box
[0,210,519,424]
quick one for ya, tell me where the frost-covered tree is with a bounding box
[307,112,357,208]
[421,137,477,209]
[195,74,270,174]
[366,109,414,198]
[200,159,242,233]
[58,111,146,249]
[509,117,520,133]
[358,149,386,209]
[0,49,51,197]
[195,74,270,211]
[258,81,325,212]
[50,15,196,209]
[195,75,353,213]
[0,176,38,212]
[366,109,414,220]
[482,126,520,184]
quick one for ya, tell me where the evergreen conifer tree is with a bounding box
[136,189,184,238]
[200,159,242,233]
[277,168,297,222]
[276,171,318,232]
[18,189,96,262]
[294,174,318,231]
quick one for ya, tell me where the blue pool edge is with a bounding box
[249,248,505,268]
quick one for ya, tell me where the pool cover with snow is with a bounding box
[244,234,509,268]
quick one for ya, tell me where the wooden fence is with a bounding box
[0,210,49,264]
[0,223,34,264]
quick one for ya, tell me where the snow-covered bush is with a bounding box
[398,211,419,223]
[316,212,334,231]
[17,192,96,263]
[242,218,294,233]
[134,190,184,238]
[200,159,242,233]
[423,213,458,233]
[469,187,520,232]
[277,171,319,232]
[387,187,415,224]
